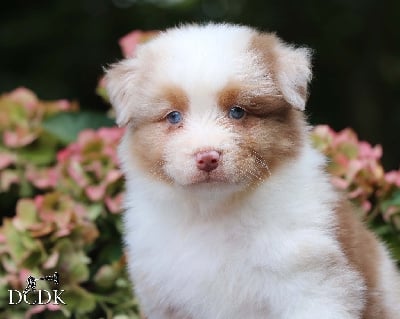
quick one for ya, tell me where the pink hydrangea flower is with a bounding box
[26,166,58,189]
[7,87,39,110]
[25,303,61,319]
[118,30,158,58]
[311,125,392,214]
[385,170,400,187]
[0,152,16,169]
[55,127,125,211]
[3,128,37,148]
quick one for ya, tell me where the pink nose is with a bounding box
[195,150,220,172]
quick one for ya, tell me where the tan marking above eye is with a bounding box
[246,95,290,116]
[217,83,290,118]
[217,84,242,112]
[160,85,189,112]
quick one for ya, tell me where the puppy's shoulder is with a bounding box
[334,199,398,318]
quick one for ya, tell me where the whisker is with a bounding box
[237,163,263,183]
[149,160,174,185]
[250,150,272,177]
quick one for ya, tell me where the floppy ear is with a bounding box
[273,41,312,111]
[252,33,312,111]
[105,59,138,127]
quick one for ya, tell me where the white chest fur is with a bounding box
[122,145,366,319]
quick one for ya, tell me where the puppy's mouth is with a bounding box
[187,170,230,186]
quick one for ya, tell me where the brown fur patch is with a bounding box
[160,85,189,113]
[132,86,189,125]
[128,124,173,184]
[217,84,241,111]
[126,87,187,183]
[239,107,305,180]
[249,33,281,86]
[221,32,308,186]
[335,200,389,318]
[217,83,289,117]
[245,95,291,117]
[249,32,309,106]
[224,106,305,188]
[215,79,306,188]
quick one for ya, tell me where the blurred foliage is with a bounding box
[0,88,77,218]
[0,0,399,169]
[1,2,400,317]
[0,89,137,318]
[311,126,400,263]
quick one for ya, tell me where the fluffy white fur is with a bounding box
[122,144,366,319]
[106,23,400,319]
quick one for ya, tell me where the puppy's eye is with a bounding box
[166,111,183,124]
[228,106,246,120]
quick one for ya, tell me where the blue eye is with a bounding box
[228,106,246,120]
[166,111,182,124]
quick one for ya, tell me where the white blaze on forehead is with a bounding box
[142,24,277,112]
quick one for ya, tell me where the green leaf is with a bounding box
[15,199,37,228]
[87,204,103,221]
[381,189,400,211]
[64,285,97,315]
[3,220,29,262]
[95,86,109,103]
[94,264,118,289]
[17,131,59,165]
[96,237,123,265]
[42,112,115,144]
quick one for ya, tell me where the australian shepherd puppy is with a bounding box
[105,23,400,319]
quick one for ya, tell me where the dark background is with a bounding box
[1,0,399,169]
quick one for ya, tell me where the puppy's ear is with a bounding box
[253,33,312,111]
[105,59,138,127]
[274,41,312,111]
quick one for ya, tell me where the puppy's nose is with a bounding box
[195,150,220,172]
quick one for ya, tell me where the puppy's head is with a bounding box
[106,24,311,192]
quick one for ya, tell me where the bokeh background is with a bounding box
[1,1,400,318]
[1,0,399,169]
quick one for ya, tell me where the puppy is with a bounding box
[106,23,400,319]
